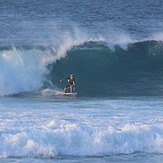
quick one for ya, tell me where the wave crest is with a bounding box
[0,40,162,96]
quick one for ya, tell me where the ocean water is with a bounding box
[0,0,163,162]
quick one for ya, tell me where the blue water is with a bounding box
[0,0,163,162]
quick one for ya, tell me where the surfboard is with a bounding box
[41,89,77,97]
[63,92,77,96]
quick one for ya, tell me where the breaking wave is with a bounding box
[0,39,163,96]
[52,40,163,96]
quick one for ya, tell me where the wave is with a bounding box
[0,120,162,158]
[51,40,163,96]
[0,39,163,96]
[0,46,54,96]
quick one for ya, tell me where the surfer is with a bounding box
[60,74,75,93]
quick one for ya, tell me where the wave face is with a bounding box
[51,40,163,96]
[0,40,163,96]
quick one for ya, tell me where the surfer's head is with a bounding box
[70,74,74,78]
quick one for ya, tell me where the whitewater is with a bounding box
[0,96,163,163]
[0,0,163,162]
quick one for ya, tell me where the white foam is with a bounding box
[0,120,162,158]
[41,88,64,96]
[0,47,56,96]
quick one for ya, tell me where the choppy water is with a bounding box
[0,96,163,163]
[0,0,163,162]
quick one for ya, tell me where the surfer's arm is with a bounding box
[60,78,68,82]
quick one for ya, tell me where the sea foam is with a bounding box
[0,120,162,158]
